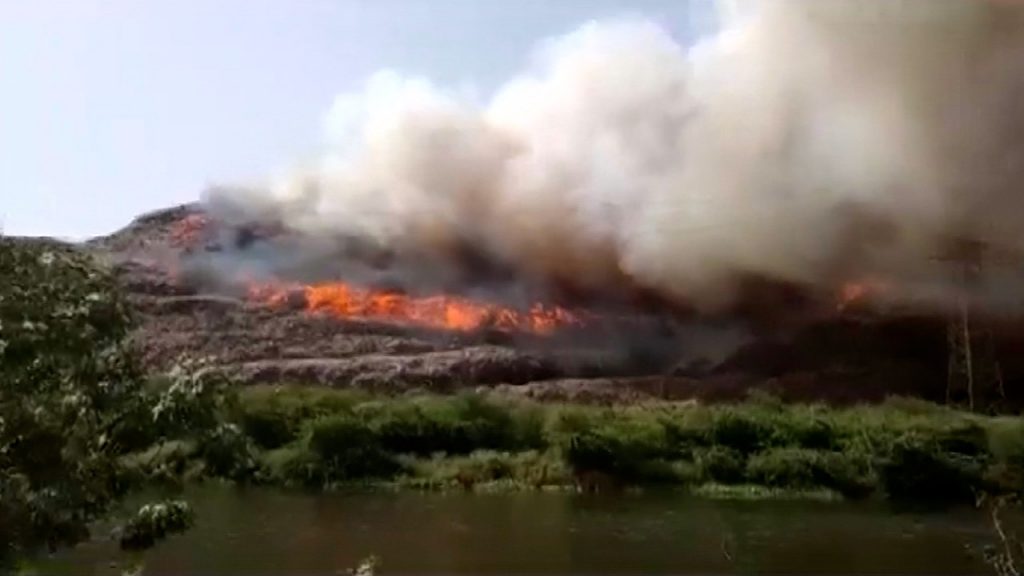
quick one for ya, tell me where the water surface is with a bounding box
[45,485,1004,575]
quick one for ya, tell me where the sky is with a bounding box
[0,0,717,239]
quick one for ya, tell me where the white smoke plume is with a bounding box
[207,0,1024,313]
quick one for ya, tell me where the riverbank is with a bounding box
[128,385,1024,505]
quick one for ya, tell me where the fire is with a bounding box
[837,279,886,311]
[247,283,295,308]
[169,213,211,248]
[248,280,584,334]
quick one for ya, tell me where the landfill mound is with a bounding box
[47,203,1022,407]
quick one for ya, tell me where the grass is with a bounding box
[180,385,1024,504]
[396,450,573,491]
[690,483,843,502]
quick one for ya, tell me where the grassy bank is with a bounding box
[137,386,1024,504]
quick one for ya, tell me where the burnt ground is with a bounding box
[41,203,1024,407]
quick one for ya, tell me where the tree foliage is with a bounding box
[0,239,226,566]
[0,239,146,561]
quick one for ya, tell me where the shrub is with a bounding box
[936,422,989,458]
[695,447,746,484]
[306,415,399,480]
[565,431,619,473]
[445,393,521,452]
[222,381,1024,501]
[660,414,711,459]
[768,411,840,450]
[547,406,600,439]
[363,401,437,455]
[563,417,671,481]
[240,403,298,450]
[508,403,547,450]
[405,450,570,490]
[882,396,952,416]
[261,445,325,488]
[880,434,986,503]
[709,410,771,454]
[988,419,1024,466]
[197,423,260,481]
[746,448,826,489]
[118,500,194,551]
[440,451,513,484]
[355,394,531,456]
[745,448,872,497]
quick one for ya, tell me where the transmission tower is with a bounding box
[933,238,1006,411]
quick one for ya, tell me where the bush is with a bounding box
[746,448,826,489]
[357,401,422,454]
[406,450,572,490]
[563,417,671,481]
[710,410,771,454]
[431,451,513,484]
[240,404,298,450]
[880,434,986,503]
[695,447,746,484]
[508,403,547,450]
[442,394,522,452]
[660,414,711,459]
[119,500,194,551]
[987,419,1024,466]
[769,412,840,451]
[229,384,1024,502]
[359,393,543,456]
[261,445,326,488]
[936,422,990,458]
[745,448,873,497]
[306,415,400,480]
[565,431,619,473]
[197,424,260,481]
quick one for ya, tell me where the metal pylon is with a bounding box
[941,239,1005,412]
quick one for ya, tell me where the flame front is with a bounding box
[837,279,887,311]
[248,280,584,334]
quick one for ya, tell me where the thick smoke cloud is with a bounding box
[207,0,1024,313]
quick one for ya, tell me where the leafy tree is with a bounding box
[0,238,226,567]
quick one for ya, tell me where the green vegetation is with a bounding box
[211,384,1024,504]
[688,483,842,501]
[118,500,194,552]
[0,239,235,568]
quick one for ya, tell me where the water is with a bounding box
[44,485,1005,575]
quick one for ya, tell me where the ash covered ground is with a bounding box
[67,202,1024,408]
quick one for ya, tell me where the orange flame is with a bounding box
[170,214,211,248]
[248,280,584,334]
[837,280,886,311]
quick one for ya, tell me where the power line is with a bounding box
[931,236,1015,412]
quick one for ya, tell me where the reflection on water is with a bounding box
[44,485,1002,575]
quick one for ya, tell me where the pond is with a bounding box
[42,485,1006,575]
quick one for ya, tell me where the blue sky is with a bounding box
[1,0,716,239]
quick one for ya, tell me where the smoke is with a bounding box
[206,0,1024,314]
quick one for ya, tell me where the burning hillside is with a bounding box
[146,1,1024,332]
[247,280,584,334]
[161,206,594,335]
[76,201,1022,410]
[203,0,1024,320]
[72,0,1024,407]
